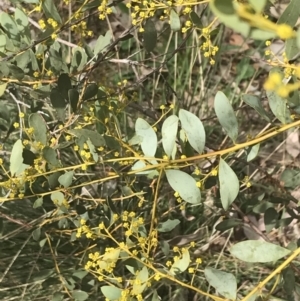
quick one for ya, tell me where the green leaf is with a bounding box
[248,0,267,13]
[247,144,260,162]
[170,10,181,32]
[190,11,202,27]
[69,89,79,113]
[86,138,98,162]
[50,89,66,109]
[132,266,149,295]
[0,82,7,97]
[179,109,206,154]
[170,248,190,275]
[58,171,74,188]
[15,7,29,31]
[158,219,180,232]
[280,168,300,188]
[93,30,112,55]
[230,240,291,262]
[10,139,24,176]
[218,158,239,210]
[57,73,72,100]
[166,169,201,204]
[83,83,98,101]
[285,37,298,61]
[43,146,59,166]
[210,0,250,37]
[135,118,157,157]
[71,47,87,72]
[71,290,89,301]
[51,191,64,204]
[162,115,178,158]
[277,0,300,27]
[42,0,62,23]
[266,90,291,124]
[101,286,122,300]
[0,34,6,52]
[215,219,241,232]
[33,197,43,208]
[143,19,157,52]
[264,207,278,233]
[204,267,237,300]
[9,64,25,80]
[68,129,106,147]
[214,91,238,142]
[242,94,271,122]
[29,113,48,145]
[0,12,20,42]
[32,227,41,241]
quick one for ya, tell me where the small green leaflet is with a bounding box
[170,10,181,32]
[10,139,24,176]
[218,158,239,210]
[169,248,190,275]
[179,109,206,154]
[204,267,237,300]
[230,240,291,262]
[214,91,238,142]
[132,266,149,295]
[28,113,48,145]
[248,0,267,13]
[162,115,178,158]
[135,118,157,157]
[101,286,122,300]
[58,171,74,188]
[158,219,180,232]
[165,169,201,204]
[94,30,112,55]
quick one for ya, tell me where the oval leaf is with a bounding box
[166,169,201,204]
[230,240,291,263]
[135,118,157,157]
[179,109,206,154]
[58,171,74,188]
[28,113,48,145]
[170,248,190,275]
[214,91,238,142]
[162,115,178,158]
[10,139,24,176]
[170,10,181,32]
[101,286,122,300]
[158,219,180,232]
[143,19,157,52]
[204,267,237,300]
[218,158,239,210]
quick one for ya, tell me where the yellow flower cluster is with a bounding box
[98,0,113,20]
[264,71,300,98]
[71,21,93,37]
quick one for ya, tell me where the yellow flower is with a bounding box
[276,24,294,39]
[13,122,19,128]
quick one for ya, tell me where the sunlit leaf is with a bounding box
[166,169,201,204]
[230,240,291,262]
[170,248,190,275]
[214,91,238,142]
[218,158,239,210]
[205,267,237,300]
[135,118,157,157]
[32,227,41,241]
[10,139,24,176]
[101,286,122,300]
[94,30,112,55]
[162,115,178,158]
[247,144,260,162]
[179,109,206,154]
[29,113,48,145]
[58,171,74,188]
[132,266,149,295]
[170,10,181,32]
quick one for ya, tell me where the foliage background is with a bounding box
[0,0,300,300]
